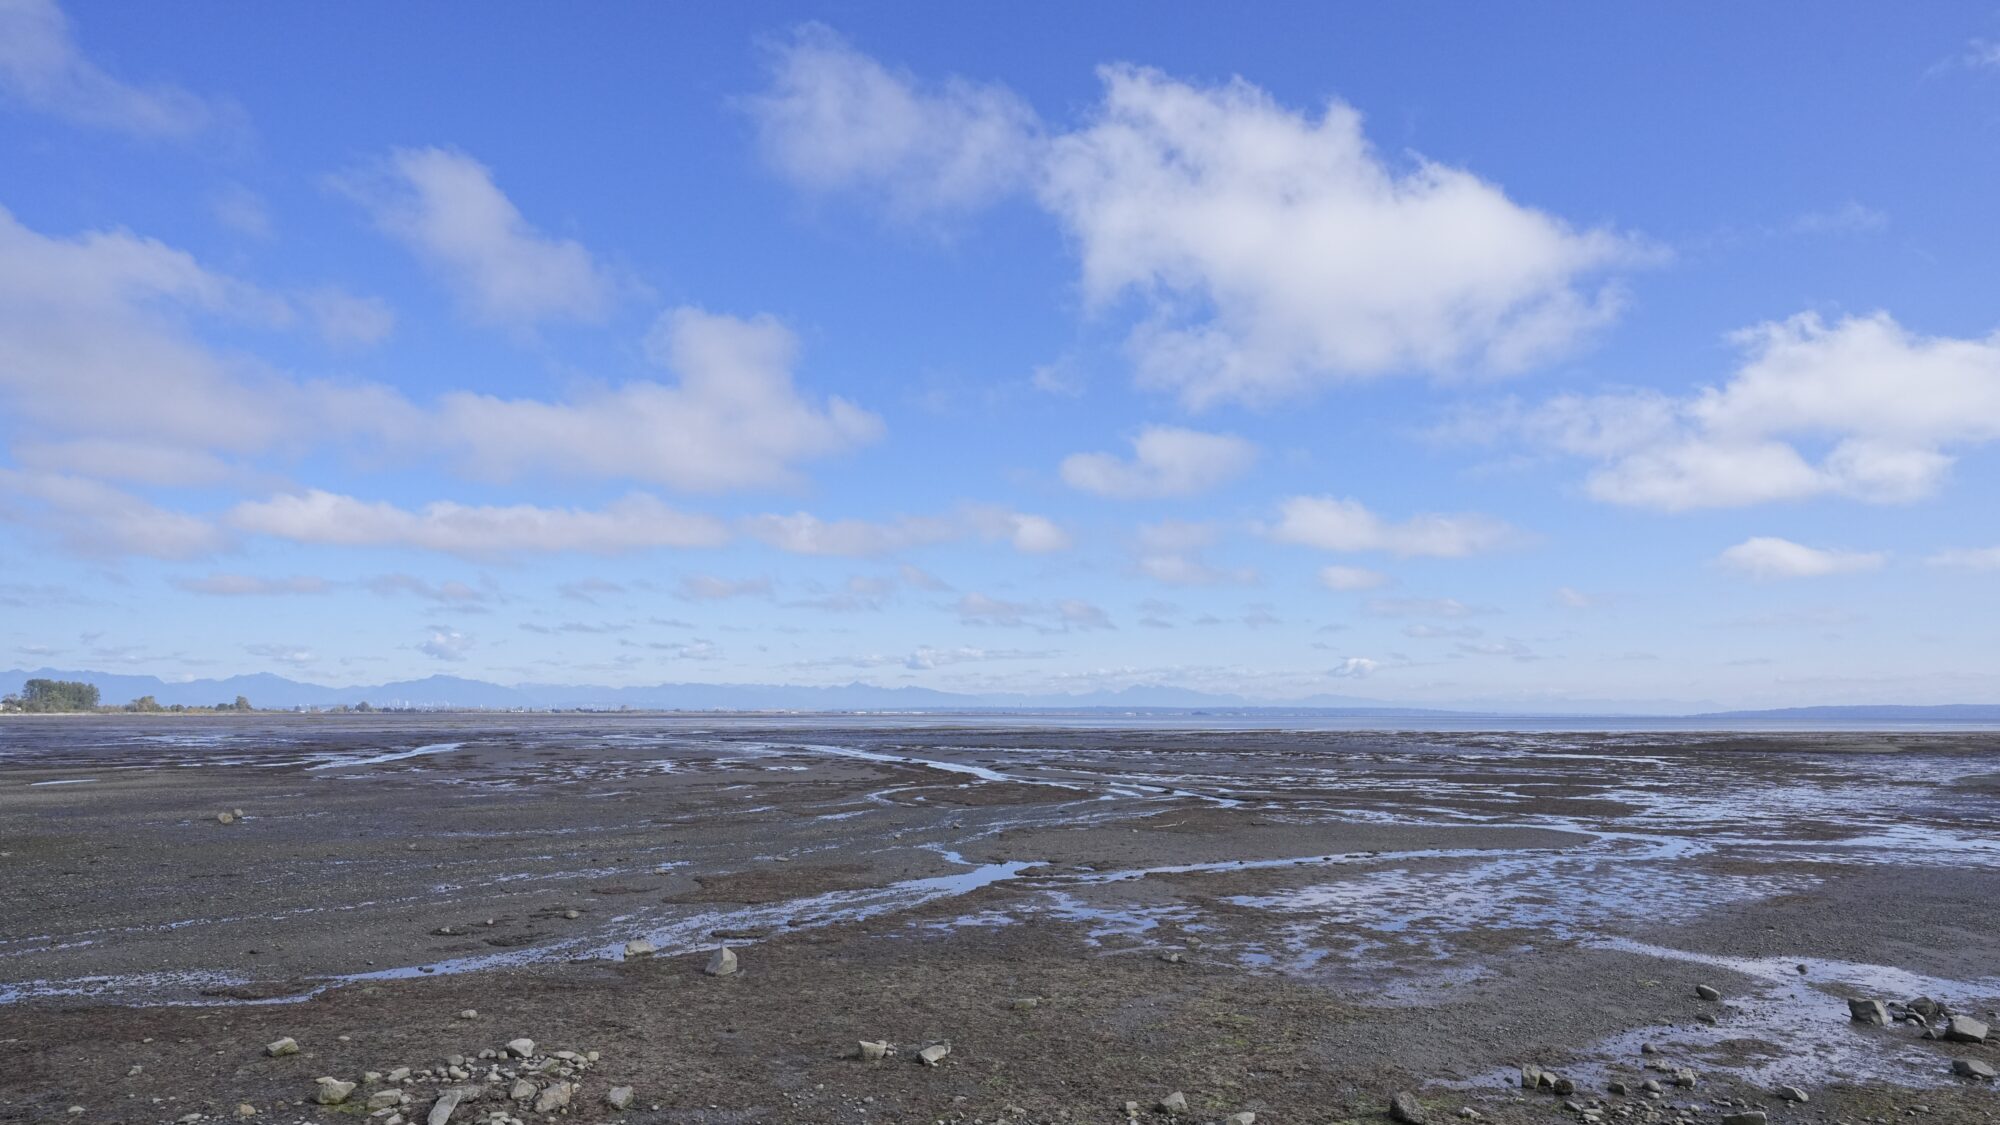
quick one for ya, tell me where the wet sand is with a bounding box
[2,715,1998,1123]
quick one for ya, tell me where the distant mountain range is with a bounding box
[4,667,1998,720]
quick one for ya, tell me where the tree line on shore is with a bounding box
[0,679,254,714]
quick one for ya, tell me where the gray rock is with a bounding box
[858,1040,893,1061]
[1672,1067,1697,1088]
[457,1009,477,1020]
[1946,1015,1990,1043]
[1848,998,1889,1025]
[917,1043,951,1067]
[426,1089,463,1125]
[532,1081,574,1113]
[1157,1092,1188,1114]
[1776,1084,1808,1102]
[1158,951,1183,963]
[216,812,237,825]
[1719,1113,1766,1125]
[1606,1080,1628,1095]
[387,1067,411,1083]
[1518,1065,1543,1089]
[1225,1114,1255,1125]
[605,1086,635,1110]
[507,1079,535,1102]
[705,945,738,976]
[1552,1076,1575,1095]
[504,1038,535,1059]
[313,1078,356,1106]
[367,1089,406,1110]
[1389,1091,1427,1124]
[623,940,655,959]
[1011,997,1039,1011]
[1954,1057,1998,1080]
[1695,984,1721,1001]
[264,1037,299,1057]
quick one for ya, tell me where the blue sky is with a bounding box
[3,1,1999,707]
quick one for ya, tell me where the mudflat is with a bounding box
[2,715,1998,1123]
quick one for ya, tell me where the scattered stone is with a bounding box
[1695,984,1721,1001]
[1607,1080,1628,1095]
[127,1064,143,1076]
[367,1090,405,1110]
[1519,1064,1543,1088]
[505,1038,535,1058]
[1848,998,1889,1025]
[1158,951,1183,963]
[426,1088,464,1125]
[532,1081,575,1113]
[858,1040,893,1061]
[1225,1114,1255,1125]
[508,1079,535,1102]
[917,1043,951,1067]
[1011,997,1039,1011]
[387,1067,412,1083]
[1910,996,1946,1021]
[705,945,738,976]
[1796,963,1808,974]
[1552,1076,1575,1095]
[264,1037,299,1057]
[1640,1079,1662,1094]
[313,1078,356,1106]
[236,1106,255,1118]
[66,1109,83,1117]
[605,1086,635,1110]
[1719,1114,1766,1125]
[1946,1014,1990,1042]
[1954,1058,1998,1080]
[458,1009,477,1020]
[1157,1091,1188,1114]
[563,909,580,919]
[623,940,655,959]
[216,812,237,825]
[1776,1085,1808,1102]
[1389,1091,1428,1124]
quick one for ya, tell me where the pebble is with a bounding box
[458,1009,478,1020]
[1011,997,1039,1011]
[705,945,738,976]
[216,812,237,825]
[1158,951,1183,963]
[264,1037,299,1057]
[563,909,580,919]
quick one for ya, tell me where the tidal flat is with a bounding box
[2,715,1997,1123]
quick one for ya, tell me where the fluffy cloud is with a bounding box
[1717,537,1886,580]
[1329,657,1378,678]
[1318,565,1388,591]
[0,469,223,558]
[746,24,1041,219]
[1928,546,2000,571]
[342,147,617,325]
[229,490,730,558]
[1041,66,1640,407]
[1061,426,1257,498]
[435,307,883,490]
[0,0,214,137]
[1270,496,1519,557]
[1466,312,2000,510]
[417,627,473,662]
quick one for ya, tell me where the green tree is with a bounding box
[233,695,252,712]
[21,679,100,712]
[127,695,164,712]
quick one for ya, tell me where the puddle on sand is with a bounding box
[305,741,466,771]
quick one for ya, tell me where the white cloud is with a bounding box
[960,504,1073,553]
[436,307,882,491]
[1318,565,1388,591]
[1717,536,1886,580]
[366,574,487,605]
[0,0,214,137]
[1364,596,1488,619]
[1270,496,1518,557]
[304,288,395,348]
[1132,519,1255,586]
[1928,546,2000,571]
[342,146,617,325]
[1472,312,2000,510]
[417,627,472,662]
[1061,426,1257,498]
[741,503,1068,558]
[1553,585,1598,609]
[245,642,315,667]
[1329,657,1377,678]
[228,490,730,558]
[746,23,1041,220]
[174,574,331,597]
[1040,65,1641,407]
[1790,201,1886,236]
[676,574,772,601]
[0,468,222,558]
[955,592,1111,632]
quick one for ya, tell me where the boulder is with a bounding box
[1672,1067,1697,1088]
[1946,1015,1990,1043]
[623,940,656,959]
[264,1037,298,1057]
[1954,1058,1997,1080]
[705,945,738,976]
[1389,1091,1428,1124]
[425,1088,464,1125]
[505,1038,536,1058]
[532,1081,575,1113]
[1848,998,1889,1025]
